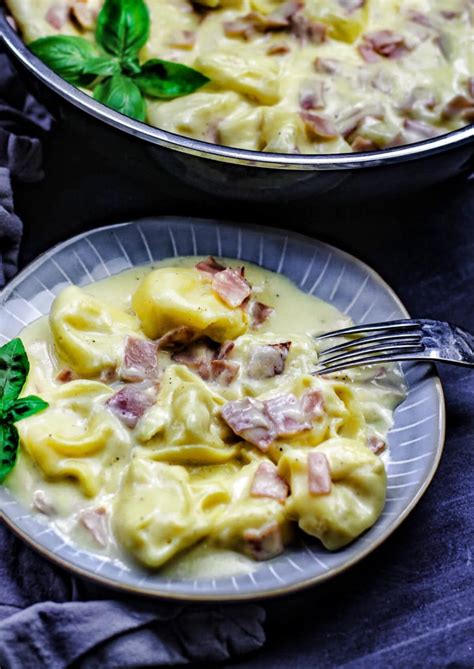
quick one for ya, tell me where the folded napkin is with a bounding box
[0,51,266,668]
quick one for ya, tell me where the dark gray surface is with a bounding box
[3,54,474,667]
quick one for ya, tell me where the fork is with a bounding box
[313,319,474,375]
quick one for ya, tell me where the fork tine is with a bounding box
[318,332,422,357]
[314,319,420,341]
[314,351,425,375]
[317,342,424,367]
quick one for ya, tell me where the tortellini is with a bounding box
[50,286,142,376]
[132,267,249,341]
[279,438,386,549]
[114,458,208,567]
[17,381,131,497]
[136,365,239,464]
[196,51,280,105]
[209,461,292,556]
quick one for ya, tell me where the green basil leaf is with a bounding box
[93,74,146,120]
[121,55,141,76]
[0,421,19,483]
[83,55,121,77]
[7,396,49,423]
[96,0,150,60]
[29,36,98,86]
[0,339,29,412]
[134,59,210,99]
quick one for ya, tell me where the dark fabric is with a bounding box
[0,522,265,669]
[1,48,473,669]
[0,49,51,287]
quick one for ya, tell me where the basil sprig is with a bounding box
[29,0,209,121]
[0,339,48,482]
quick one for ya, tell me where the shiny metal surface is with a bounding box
[315,318,474,374]
[1,7,473,201]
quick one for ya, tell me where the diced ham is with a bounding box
[307,452,332,495]
[221,398,276,450]
[299,79,325,111]
[243,521,284,560]
[172,340,216,377]
[301,112,338,139]
[119,336,158,382]
[248,342,291,379]
[291,14,327,44]
[442,95,474,122]
[79,507,109,547]
[403,118,438,139]
[314,57,340,74]
[358,44,380,63]
[351,135,378,151]
[217,340,235,359]
[212,268,252,308]
[406,10,433,28]
[106,383,157,428]
[210,359,240,385]
[204,119,221,144]
[301,389,325,418]
[248,301,274,329]
[33,490,55,516]
[70,0,96,29]
[264,393,312,436]
[195,256,227,277]
[368,436,386,455]
[250,462,289,502]
[167,30,196,49]
[173,339,240,384]
[222,390,325,449]
[45,3,69,29]
[156,326,196,350]
[359,30,410,62]
[267,42,291,55]
[56,367,78,383]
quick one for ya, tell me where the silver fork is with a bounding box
[314,319,474,375]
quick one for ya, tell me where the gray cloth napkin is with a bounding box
[0,48,51,287]
[0,524,265,669]
[0,52,266,668]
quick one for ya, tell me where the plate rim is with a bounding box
[0,216,446,601]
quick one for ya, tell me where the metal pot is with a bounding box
[1,8,473,203]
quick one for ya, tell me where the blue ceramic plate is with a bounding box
[0,217,445,600]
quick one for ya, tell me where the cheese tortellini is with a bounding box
[17,380,131,497]
[279,438,386,549]
[132,267,249,341]
[50,286,142,377]
[9,256,405,574]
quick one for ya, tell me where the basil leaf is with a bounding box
[0,422,19,483]
[134,59,209,99]
[96,0,150,60]
[29,36,98,86]
[7,396,49,423]
[93,74,146,120]
[0,338,29,412]
[121,55,141,76]
[83,56,121,77]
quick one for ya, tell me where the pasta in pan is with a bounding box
[5,0,473,154]
[6,256,405,575]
